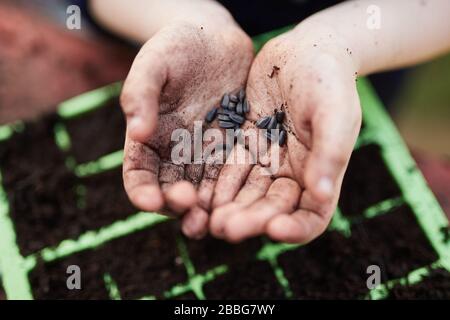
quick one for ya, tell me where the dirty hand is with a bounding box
[210,26,362,243]
[120,20,253,238]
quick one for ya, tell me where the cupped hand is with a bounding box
[120,20,254,238]
[210,27,362,243]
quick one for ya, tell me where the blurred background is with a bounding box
[1,0,449,216]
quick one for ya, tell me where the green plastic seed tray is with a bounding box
[0,27,449,300]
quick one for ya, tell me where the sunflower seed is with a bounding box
[219,120,236,129]
[256,116,271,128]
[237,102,244,115]
[220,94,230,109]
[276,111,285,122]
[228,101,237,111]
[267,116,277,130]
[229,113,245,124]
[218,109,232,115]
[205,107,218,123]
[239,89,246,102]
[243,100,250,113]
[218,114,231,121]
[229,94,239,103]
[279,129,287,146]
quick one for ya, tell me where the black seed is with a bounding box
[237,102,244,115]
[239,89,246,102]
[218,114,231,121]
[220,94,230,109]
[264,130,277,142]
[205,107,218,123]
[219,121,236,129]
[279,130,287,146]
[228,101,236,111]
[229,94,239,103]
[229,113,245,124]
[267,116,277,130]
[218,108,232,115]
[256,116,271,129]
[243,100,250,113]
[276,111,285,123]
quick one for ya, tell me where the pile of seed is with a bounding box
[205,89,287,146]
[256,111,287,146]
[205,89,250,129]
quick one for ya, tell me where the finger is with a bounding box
[299,81,360,202]
[121,40,168,142]
[198,157,222,211]
[182,206,209,240]
[123,136,164,212]
[159,162,196,214]
[223,178,301,242]
[209,165,272,238]
[266,208,332,244]
[164,181,197,214]
[212,144,253,208]
[185,163,204,188]
[209,202,246,239]
[234,165,273,206]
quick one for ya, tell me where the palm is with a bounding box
[122,23,254,238]
[210,34,361,243]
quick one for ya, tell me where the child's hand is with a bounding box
[120,20,253,237]
[210,27,361,243]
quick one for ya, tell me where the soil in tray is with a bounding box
[278,205,438,299]
[387,268,450,300]
[30,221,187,300]
[0,115,66,190]
[64,97,126,164]
[185,235,263,274]
[4,165,136,256]
[203,260,285,299]
[339,144,401,217]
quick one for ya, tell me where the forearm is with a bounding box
[89,0,237,43]
[294,0,450,75]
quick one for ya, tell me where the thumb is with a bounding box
[121,41,168,142]
[303,87,361,202]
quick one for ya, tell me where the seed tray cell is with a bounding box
[0,27,448,300]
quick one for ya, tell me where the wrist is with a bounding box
[289,18,361,75]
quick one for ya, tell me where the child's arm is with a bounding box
[298,0,450,75]
[89,0,235,44]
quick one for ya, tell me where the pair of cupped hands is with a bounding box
[120,18,362,244]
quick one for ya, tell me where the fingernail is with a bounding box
[317,177,333,197]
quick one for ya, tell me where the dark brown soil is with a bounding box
[185,235,262,274]
[29,248,110,300]
[0,115,66,190]
[30,221,187,300]
[203,260,285,299]
[64,98,126,163]
[80,168,137,228]
[278,205,438,299]
[171,291,198,300]
[0,282,5,300]
[339,144,401,217]
[0,113,136,255]
[387,268,450,299]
